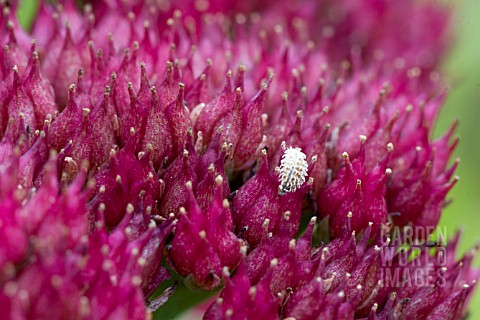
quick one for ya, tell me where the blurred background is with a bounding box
[436,0,480,318]
[14,0,480,318]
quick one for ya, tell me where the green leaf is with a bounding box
[16,0,39,31]
[152,275,218,320]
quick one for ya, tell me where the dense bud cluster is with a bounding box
[0,0,476,319]
[205,217,478,319]
[0,153,175,318]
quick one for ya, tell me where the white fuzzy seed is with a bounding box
[278,147,308,195]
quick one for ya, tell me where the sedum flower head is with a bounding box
[0,0,476,319]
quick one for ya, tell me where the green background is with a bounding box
[15,0,480,318]
[436,0,480,319]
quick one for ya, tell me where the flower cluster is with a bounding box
[0,152,175,318]
[205,217,478,319]
[0,0,476,319]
